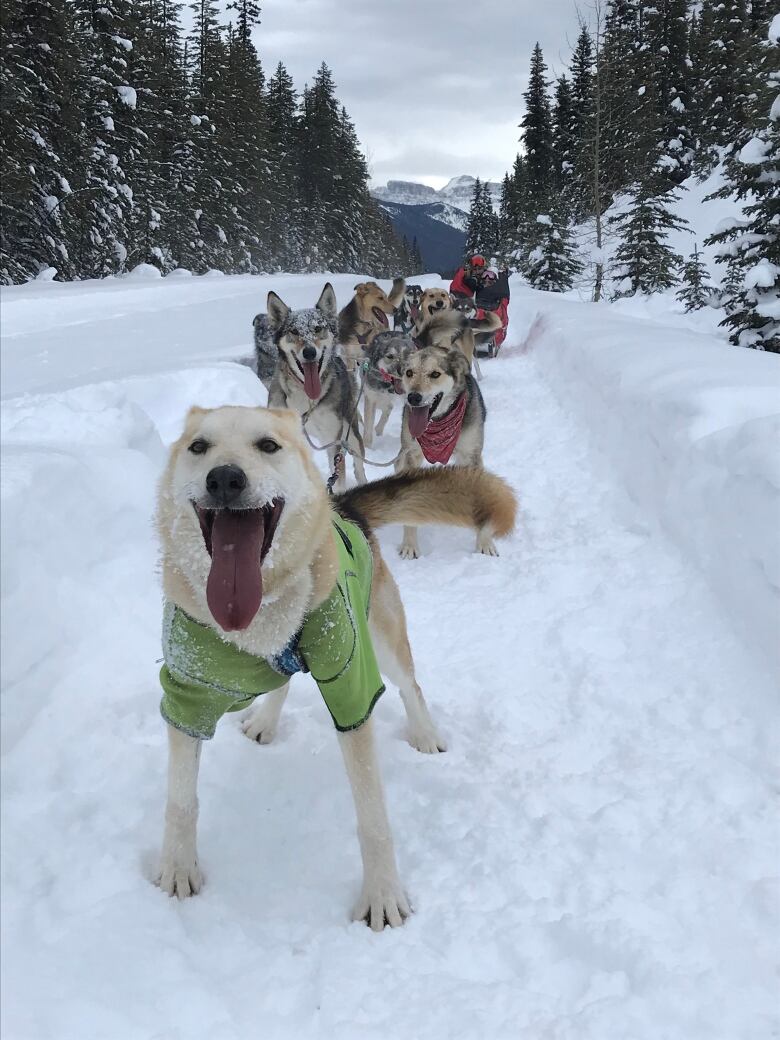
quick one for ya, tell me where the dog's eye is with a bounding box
[188,439,210,454]
[256,438,281,454]
[429,371,441,379]
[405,369,413,378]
[313,325,324,335]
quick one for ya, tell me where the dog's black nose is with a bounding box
[301,346,317,361]
[407,392,422,406]
[206,465,247,506]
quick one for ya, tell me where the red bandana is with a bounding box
[416,392,468,464]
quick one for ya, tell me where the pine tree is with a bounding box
[265,61,300,268]
[569,25,594,220]
[521,43,554,215]
[526,213,583,291]
[705,15,779,350]
[696,0,752,156]
[465,177,495,257]
[676,243,714,309]
[646,0,695,184]
[609,181,688,297]
[552,75,576,210]
[224,0,269,272]
[410,237,424,275]
[0,0,82,281]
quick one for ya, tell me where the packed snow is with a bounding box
[1,272,778,1040]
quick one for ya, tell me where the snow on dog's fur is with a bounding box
[155,404,516,927]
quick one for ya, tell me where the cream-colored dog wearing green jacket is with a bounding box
[155,404,516,929]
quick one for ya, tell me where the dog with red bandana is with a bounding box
[395,344,494,559]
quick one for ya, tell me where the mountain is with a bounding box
[371,176,501,273]
[377,200,466,276]
[372,175,502,219]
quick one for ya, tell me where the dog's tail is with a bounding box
[334,467,517,540]
[471,310,503,333]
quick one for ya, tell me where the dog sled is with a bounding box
[450,267,510,358]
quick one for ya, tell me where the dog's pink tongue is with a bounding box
[206,510,265,631]
[407,405,431,439]
[302,360,321,400]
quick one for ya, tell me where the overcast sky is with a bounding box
[244,0,585,188]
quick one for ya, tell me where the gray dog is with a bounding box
[265,283,367,491]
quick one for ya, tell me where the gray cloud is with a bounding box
[242,0,583,185]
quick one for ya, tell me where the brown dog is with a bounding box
[338,279,405,371]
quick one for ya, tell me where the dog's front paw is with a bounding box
[242,712,276,744]
[476,534,499,556]
[408,725,447,754]
[398,543,419,560]
[352,878,412,931]
[157,856,202,899]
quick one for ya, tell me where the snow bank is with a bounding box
[521,285,780,669]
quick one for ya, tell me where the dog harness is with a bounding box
[417,392,469,465]
[159,517,384,739]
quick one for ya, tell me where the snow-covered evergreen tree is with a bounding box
[0,0,82,281]
[706,14,779,350]
[465,178,495,258]
[521,44,554,215]
[525,213,583,291]
[609,181,688,297]
[647,0,695,184]
[676,243,714,309]
[552,75,576,209]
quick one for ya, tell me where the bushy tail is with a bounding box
[472,310,503,333]
[334,467,517,538]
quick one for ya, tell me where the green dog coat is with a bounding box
[159,517,384,739]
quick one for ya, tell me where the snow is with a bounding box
[1,273,778,1040]
[739,136,771,165]
[744,259,779,290]
[769,12,780,43]
[116,85,137,109]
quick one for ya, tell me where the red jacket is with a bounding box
[450,267,479,298]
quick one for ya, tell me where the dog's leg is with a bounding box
[363,396,375,448]
[338,719,411,930]
[348,428,368,485]
[374,402,392,437]
[369,563,446,753]
[395,448,422,559]
[328,444,347,493]
[241,684,289,744]
[157,725,203,899]
[472,354,484,381]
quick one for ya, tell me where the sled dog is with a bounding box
[362,331,414,448]
[450,296,504,352]
[394,284,424,334]
[154,404,516,928]
[338,279,406,372]
[396,344,491,558]
[265,283,366,491]
[252,313,278,390]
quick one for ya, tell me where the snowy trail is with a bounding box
[1,275,777,1040]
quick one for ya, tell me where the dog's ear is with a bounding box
[316,282,337,319]
[267,291,290,329]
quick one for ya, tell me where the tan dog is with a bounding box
[396,345,493,558]
[155,405,516,928]
[415,297,501,374]
[417,287,452,323]
[338,278,405,372]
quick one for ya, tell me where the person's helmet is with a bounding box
[483,268,498,280]
[470,255,486,267]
